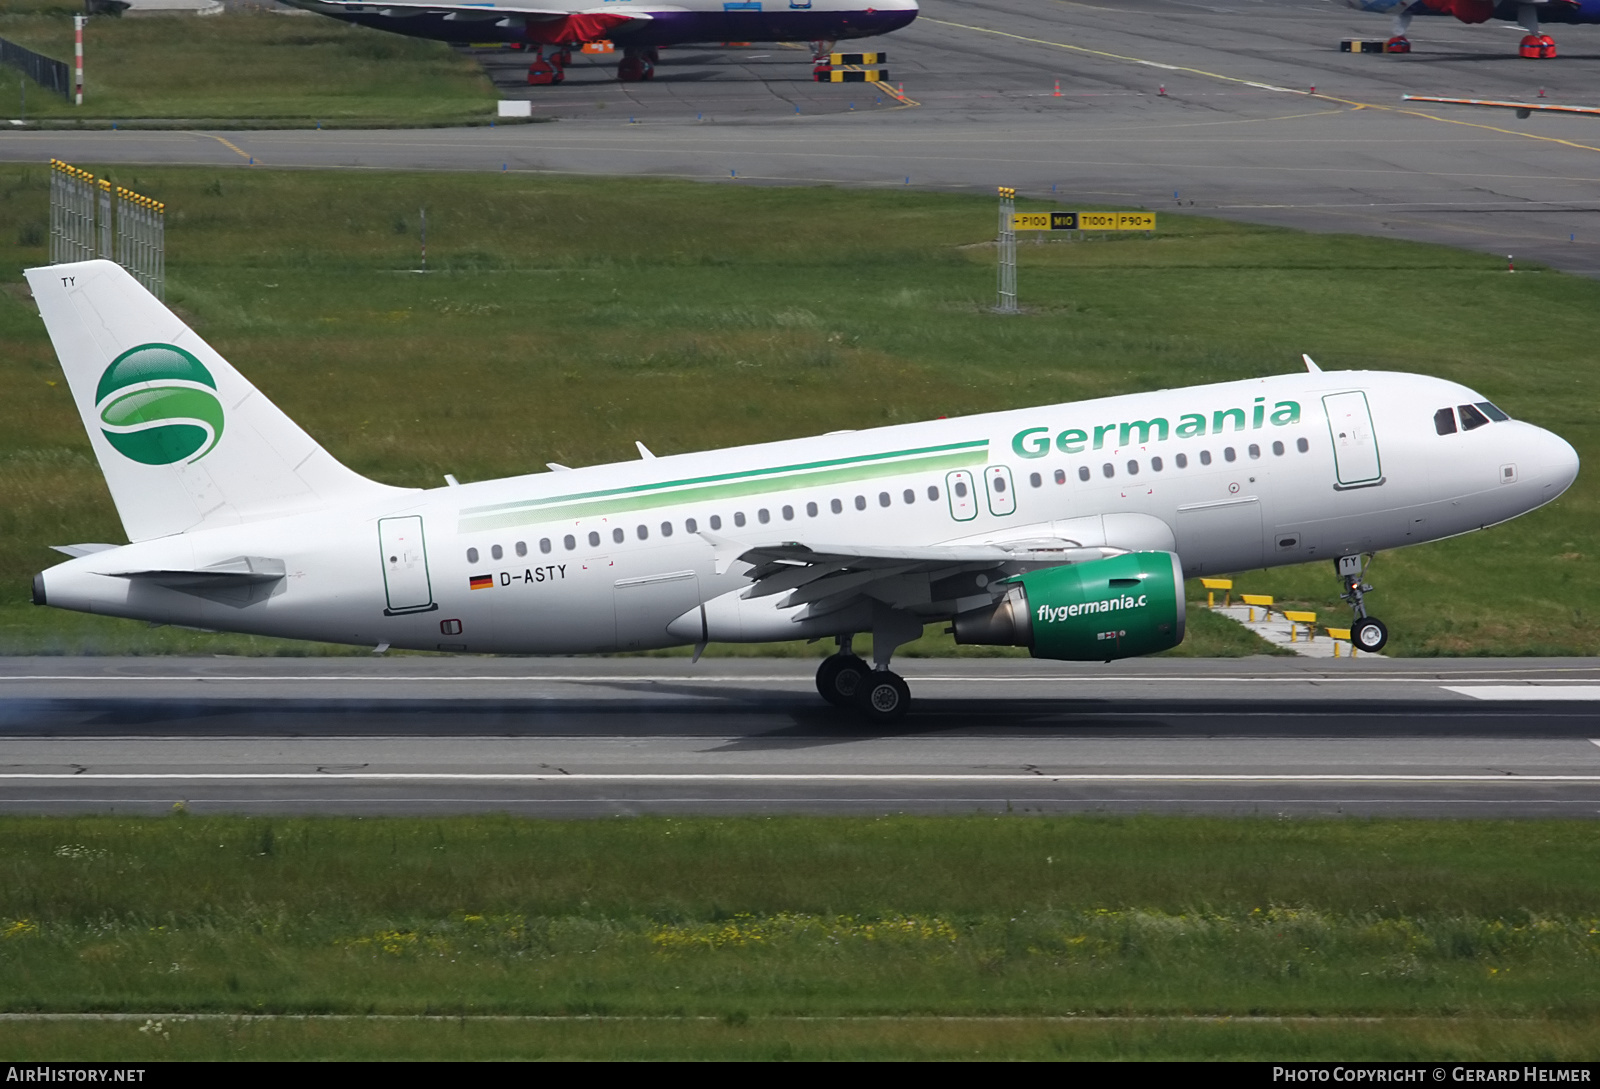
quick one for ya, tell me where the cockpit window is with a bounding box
[1458,404,1491,431]
[1434,408,1457,436]
[1476,401,1510,422]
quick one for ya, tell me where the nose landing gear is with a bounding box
[1337,554,1389,654]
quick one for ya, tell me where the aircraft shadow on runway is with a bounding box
[2,689,1596,747]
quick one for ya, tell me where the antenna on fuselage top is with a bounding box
[1302,353,1323,373]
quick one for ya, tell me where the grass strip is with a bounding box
[3,1015,1597,1061]
[0,10,495,125]
[1,815,1596,1032]
[0,168,1594,655]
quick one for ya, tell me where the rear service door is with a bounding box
[379,515,436,614]
[1323,391,1384,489]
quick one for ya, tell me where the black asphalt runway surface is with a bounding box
[3,656,1598,817]
[6,0,1600,273]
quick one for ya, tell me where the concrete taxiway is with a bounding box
[3,656,1598,818]
[7,0,1600,273]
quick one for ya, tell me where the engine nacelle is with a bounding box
[952,551,1186,661]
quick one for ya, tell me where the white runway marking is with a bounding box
[1443,686,1600,701]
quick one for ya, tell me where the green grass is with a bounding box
[0,166,1593,655]
[0,815,1597,1058]
[5,1015,1598,1061]
[0,10,497,124]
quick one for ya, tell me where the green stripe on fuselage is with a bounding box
[457,442,989,534]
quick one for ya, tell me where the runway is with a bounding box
[7,0,1600,273]
[4,656,1598,818]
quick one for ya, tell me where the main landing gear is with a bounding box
[527,45,571,85]
[816,632,913,723]
[617,47,659,82]
[1517,4,1557,58]
[1337,554,1389,654]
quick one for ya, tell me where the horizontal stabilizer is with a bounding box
[109,555,286,587]
[50,543,119,558]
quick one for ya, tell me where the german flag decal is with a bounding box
[469,574,493,591]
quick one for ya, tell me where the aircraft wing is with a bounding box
[1403,94,1600,118]
[717,536,1131,620]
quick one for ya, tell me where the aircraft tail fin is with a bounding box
[25,260,411,542]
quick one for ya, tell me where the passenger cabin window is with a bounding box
[1078,466,1090,481]
[1224,447,1236,463]
[686,518,698,533]
[782,505,794,521]
[1458,404,1491,431]
[588,531,600,547]
[613,528,625,544]
[1248,444,1260,460]
[734,512,747,527]
[563,535,576,551]
[1296,438,1309,453]
[1199,451,1212,466]
[710,515,723,531]
[1477,401,1510,422]
[806,502,818,517]
[1272,441,1284,456]
[855,495,867,510]
[1175,453,1188,469]
[466,547,479,564]
[539,539,551,554]
[491,544,503,560]
[927,485,940,501]
[1102,463,1114,478]
[637,525,649,540]
[1029,473,1042,489]
[758,509,770,524]
[831,499,844,514]
[661,521,674,537]
[515,541,527,558]
[1435,408,1458,435]
[878,492,891,507]
[1151,456,1163,472]
[903,489,916,504]
[1126,460,1138,476]
[1054,469,1066,485]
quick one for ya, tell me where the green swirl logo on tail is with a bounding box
[96,344,225,466]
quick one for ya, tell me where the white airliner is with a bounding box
[282,0,917,83]
[27,261,1579,721]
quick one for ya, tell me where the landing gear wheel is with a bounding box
[1520,33,1557,59]
[857,670,910,723]
[528,57,562,85]
[617,51,655,81]
[816,653,869,707]
[1352,617,1388,654]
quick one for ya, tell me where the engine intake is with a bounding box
[952,551,1186,660]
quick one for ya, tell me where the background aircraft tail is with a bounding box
[25,260,410,542]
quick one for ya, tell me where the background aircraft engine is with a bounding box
[951,552,1186,660]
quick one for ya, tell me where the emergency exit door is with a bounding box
[1323,391,1384,489]
[379,516,436,614]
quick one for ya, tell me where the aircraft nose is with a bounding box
[1534,427,1579,500]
